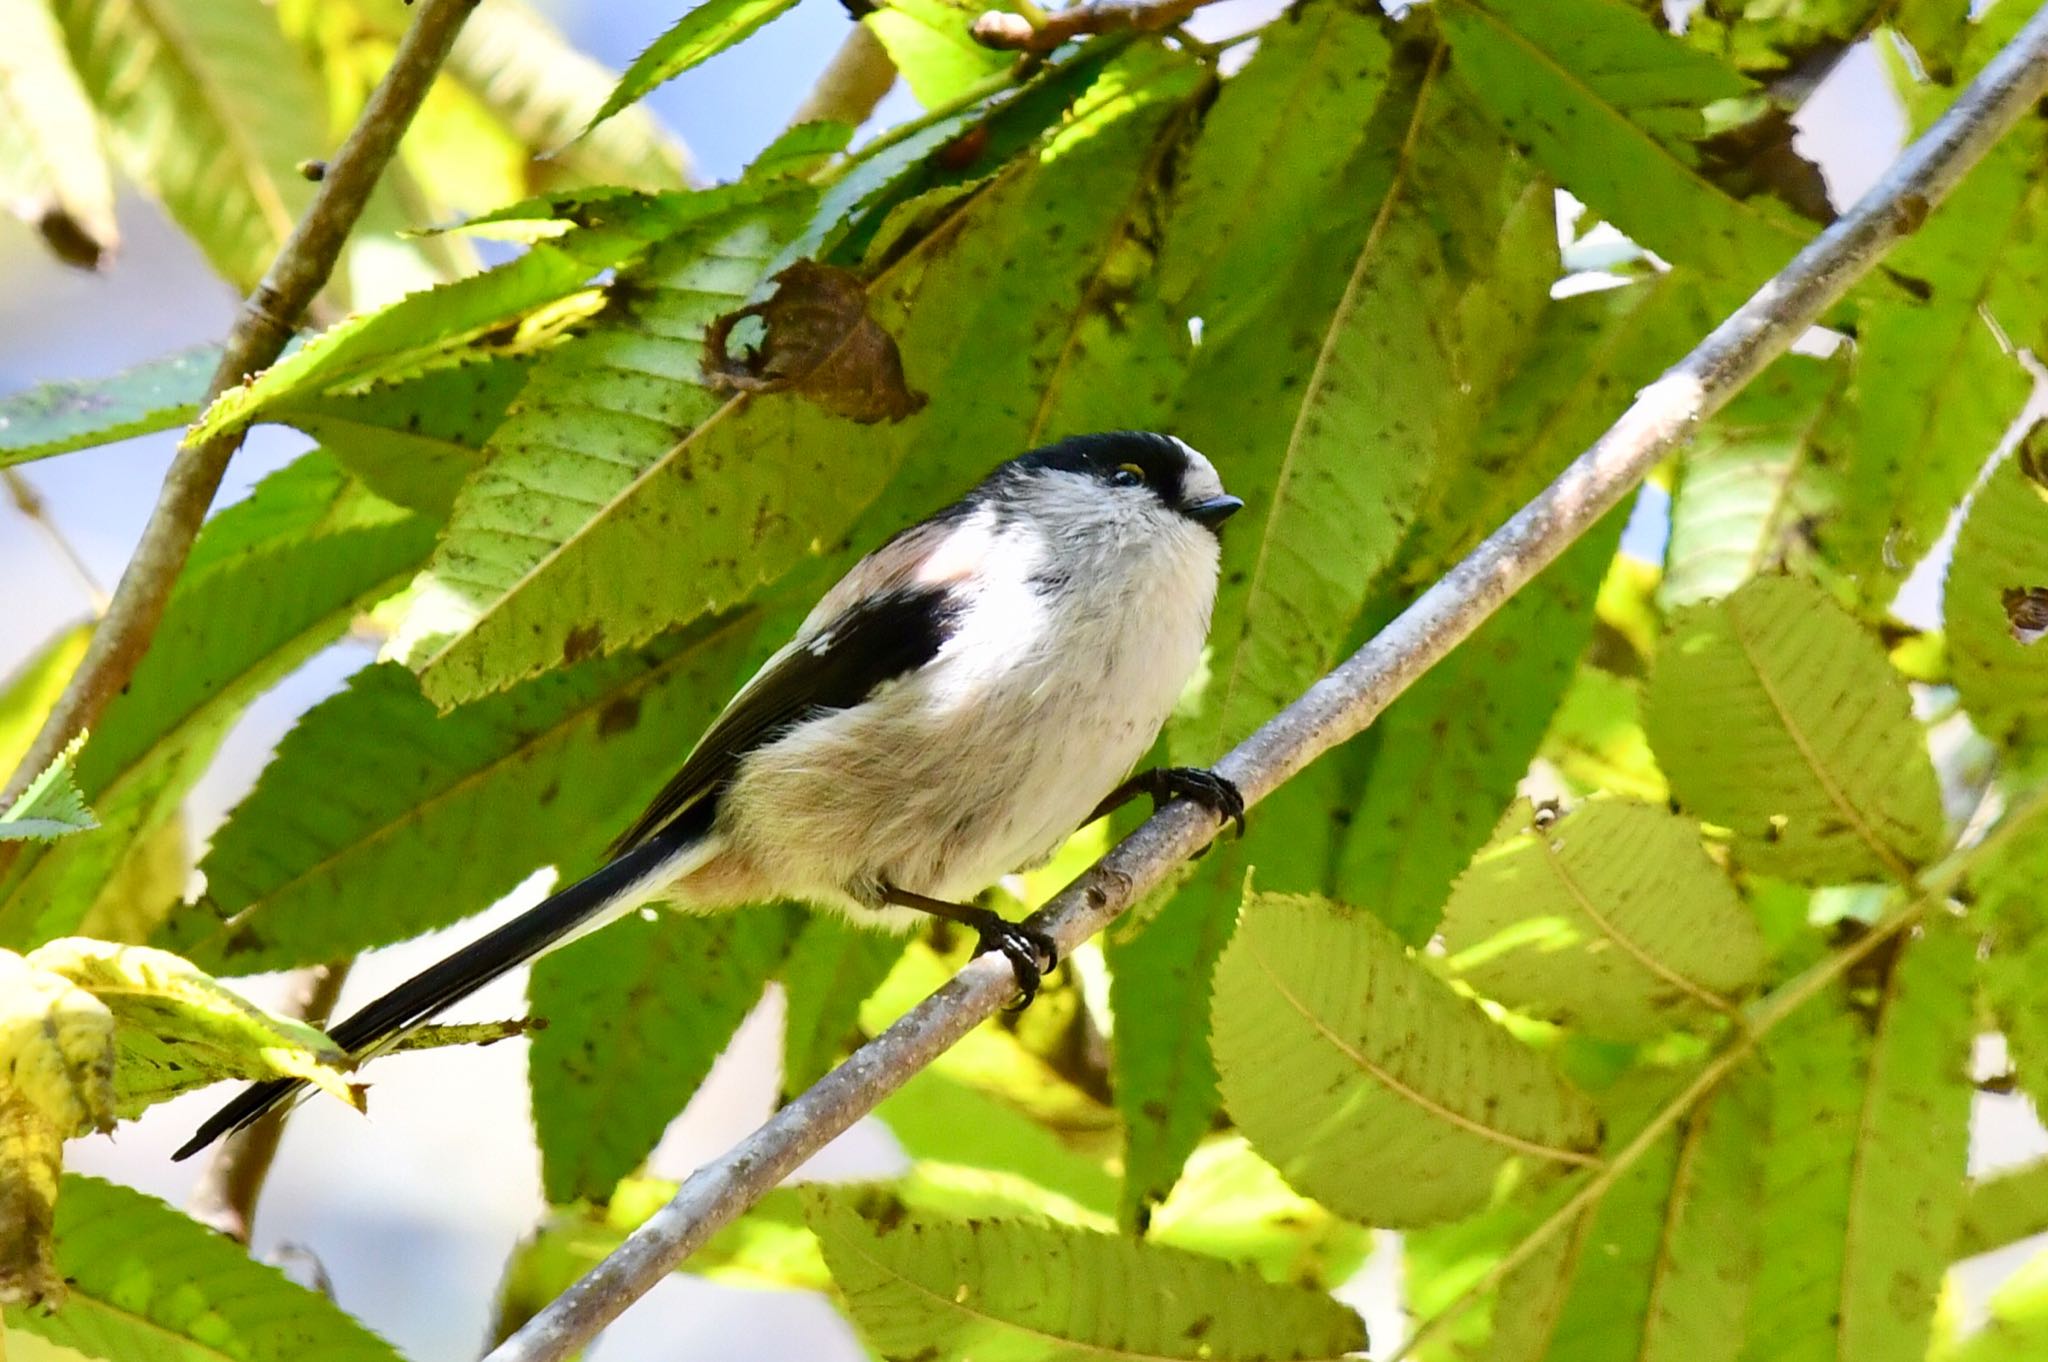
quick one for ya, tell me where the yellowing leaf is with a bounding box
[1213,890,1601,1228]
[0,737,96,844]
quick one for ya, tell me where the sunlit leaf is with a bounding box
[808,1185,1368,1361]
[585,0,802,137]
[1441,798,1765,1039]
[0,738,96,844]
[865,0,1012,109]
[0,626,91,793]
[3,1175,404,1358]
[1213,890,1601,1227]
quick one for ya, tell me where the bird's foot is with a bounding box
[968,912,1059,1009]
[1153,767,1247,838]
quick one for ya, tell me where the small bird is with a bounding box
[174,431,1243,1160]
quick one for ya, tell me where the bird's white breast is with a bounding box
[714,505,1220,927]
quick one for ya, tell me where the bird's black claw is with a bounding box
[1158,767,1247,838]
[973,918,1059,1009]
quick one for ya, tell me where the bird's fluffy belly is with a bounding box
[710,562,1207,927]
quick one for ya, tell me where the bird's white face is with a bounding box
[1003,435,1237,570]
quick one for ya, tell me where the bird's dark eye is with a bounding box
[1111,463,1145,487]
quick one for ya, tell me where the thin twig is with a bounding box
[482,10,2048,1358]
[788,24,900,130]
[3,469,107,614]
[0,0,482,809]
[972,0,1216,52]
[187,961,354,1244]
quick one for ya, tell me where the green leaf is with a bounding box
[777,913,909,1095]
[274,355,531,514]
[0,455,437,947]
[807,1185,1368,1361]
[1975,790,2048,1120]
[410,56,1203,704]
[1403,1178,1583,1362]
[0,346,217,467]
[1174,20,1554,757]
[1537,666,1669,803]
[1645,575,1944,883]
[1958,1158,2048,1260]
[397,188,824,700]
[1819,119,2048,598]
[1146,1137,1371,1292]
[0,0,117,269]
[1441,798,1765,1040]
[189,239,630,443]
[585,0,802,137]
[1213,890,1601,1227]
[1683,0,1892,78]
[1947,437,2048,751]
[0,739,96,844]
[1741,927,1974,1362]
[875,1069,1119,1221]
[25,937,355,1114]
[446,0,690,189]
[529,907,791,1203]
[1439,0,1808,284]
[48,0,322,290]
[865,0,1012,109]
[1660,353,1846,611]
[165,615,757,972]
[1537,1068,1768,1362]
[4,1174,403,1359]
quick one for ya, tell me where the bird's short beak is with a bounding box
[1185,495,1244,529]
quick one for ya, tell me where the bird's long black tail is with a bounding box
[172,814,709,1161]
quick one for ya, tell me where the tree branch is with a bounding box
[972,0,1213,53]
[0,0,483,807]
[187,961,353,1244]
[486,9,2048,1358]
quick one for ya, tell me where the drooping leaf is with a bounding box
[529,906,792,1203]
[1660,353,1846,610]
[1947,436,2048,751]
[0,739,96,844]
[1438,0,1809,284]
[807,1185,1368,1361]
[3,1175,404,1358]
[0,345,216,468]
[1213,890,1601,1228]
[1817,118,2048,599]
[47,0,322,291]
[166,615,757,973]
[0,455,437,947]
[0,951,112,1305]
[584,0,803,137]
[0,0,117,269]
[865,0,1013,109]
[1441,798,1765,1040]
[1645,575,1945,883]
[25,937,356,1115]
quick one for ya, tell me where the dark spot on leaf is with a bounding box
[598,696,641,737]
[703,261,926,424]
[1184,1316,1214,1340]
[565,624,604,664]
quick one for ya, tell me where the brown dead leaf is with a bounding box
[2003,587,2048,645]
[704,261,926,424]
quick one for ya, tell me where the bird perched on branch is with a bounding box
[175,431,1244,1160]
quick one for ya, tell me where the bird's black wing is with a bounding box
[608,582,965,855]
